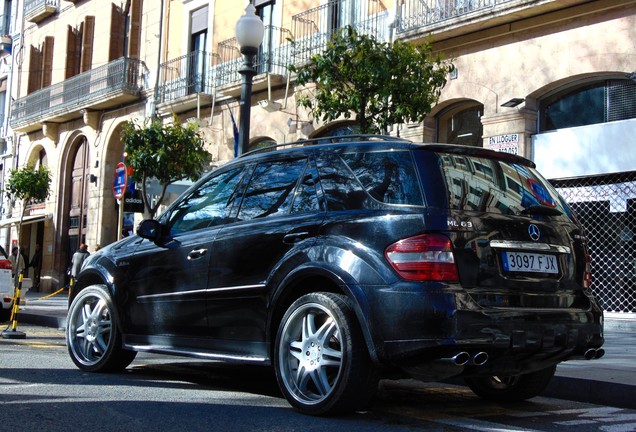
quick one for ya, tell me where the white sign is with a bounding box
[487,134,519,155]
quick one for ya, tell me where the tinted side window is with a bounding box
[316,152,367,211]
[237,158,308,220]
[166,168,244,234]
[342,151,423,205]
[291,160,321,213]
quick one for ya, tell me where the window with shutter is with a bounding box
[109,3,125,61]
[41,36,54,88]
[66,25,80,79]
[127,0,142,59]
[27,45,42,93]
[81,16,95,72]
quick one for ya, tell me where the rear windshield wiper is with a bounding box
[521,205,563,216]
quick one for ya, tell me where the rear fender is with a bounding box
[268,250,388,364]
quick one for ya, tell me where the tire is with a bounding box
[464,365,556,403]
[274,292,377,416]
[66,285,137,372]
[0,305,9,322]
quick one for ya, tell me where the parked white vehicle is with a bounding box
[0,259,14,321]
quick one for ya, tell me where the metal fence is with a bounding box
[156,50,215,104]
[216,25,292,87]
[397,0,514,33]
[552,171,636,313]
[10,56,142,128]
[292,0,390,65]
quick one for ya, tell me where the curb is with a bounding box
[544,376,636,410]
[17,312,66,329]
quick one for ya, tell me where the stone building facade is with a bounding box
[0,0,634,296]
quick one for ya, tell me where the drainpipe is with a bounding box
[152,0,166,119]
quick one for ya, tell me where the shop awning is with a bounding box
[0,213,52,228]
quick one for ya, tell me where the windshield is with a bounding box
[437,152,572,218]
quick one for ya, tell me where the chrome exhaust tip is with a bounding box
[472,351,489,366]
[448,351,470,366]
[584,348,601,360]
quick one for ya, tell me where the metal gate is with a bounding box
[552,171,636,313]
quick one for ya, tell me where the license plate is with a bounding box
[501,252,559,274]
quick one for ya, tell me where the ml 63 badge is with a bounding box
[447,217,474,230]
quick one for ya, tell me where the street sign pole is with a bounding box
[113,162,128,241]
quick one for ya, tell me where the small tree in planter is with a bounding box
[5,164,52,280]
[2,164,51,338]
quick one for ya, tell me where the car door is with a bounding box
[122,167,246,341]
[205,156,324,351]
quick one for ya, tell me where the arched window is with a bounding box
[249,137,277,152]
[540,79,636,132]
[436,102,484,146]
[315,122,360,138]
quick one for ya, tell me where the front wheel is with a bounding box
[66,285,137,372]
[274,292,377,415]
[464,365,556,402]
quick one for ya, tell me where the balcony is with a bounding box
[156,50,215,116]
[11,57,143,133]
[24,0,58,24]
[396,0,601,44]
[215,25,292,96]
[291,0,390,66]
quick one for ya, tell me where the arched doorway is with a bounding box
[66,136,90,259]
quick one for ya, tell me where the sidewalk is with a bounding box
[6,290,636,410]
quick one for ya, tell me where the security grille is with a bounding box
[552,172,636,313]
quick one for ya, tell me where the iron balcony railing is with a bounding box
[291,0,390,65]
[10,57,142,128]
[397,0,514,33]
[216,25,292,87]
[157,50,215,104]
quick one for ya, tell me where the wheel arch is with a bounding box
[267,263,380,364]
[69,268,115,307]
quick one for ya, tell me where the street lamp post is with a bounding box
[235,3,264,157]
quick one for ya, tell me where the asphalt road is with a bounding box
[2,325,636,432]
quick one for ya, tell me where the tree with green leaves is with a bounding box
[5,164,52,281]
[120,115,212,219]
[290,26,454,134]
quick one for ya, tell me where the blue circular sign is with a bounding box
[113,162,128,199]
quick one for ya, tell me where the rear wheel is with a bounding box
[464,365,556,402]
[66,285,136,372]
[274,292,377,415]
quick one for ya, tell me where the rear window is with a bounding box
[437,153,572,217]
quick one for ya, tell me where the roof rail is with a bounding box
[240,134,412,158]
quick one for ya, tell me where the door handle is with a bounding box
[283,232,310,244]
[187,248,207,260]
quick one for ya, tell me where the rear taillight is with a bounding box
[385,234,458,281]
[583,252,592,290]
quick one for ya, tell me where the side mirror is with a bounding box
[136,219,178,249]
[136,219,163,242]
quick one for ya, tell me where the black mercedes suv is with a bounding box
[66,135,604,415]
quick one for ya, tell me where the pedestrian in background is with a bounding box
[70,244,90,279]
[30,244,42,291]
[9,246,25,283]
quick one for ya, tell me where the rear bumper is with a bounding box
[368,286,604,374]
